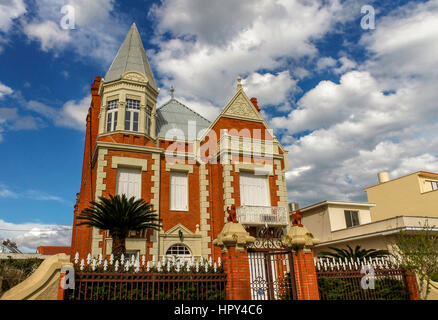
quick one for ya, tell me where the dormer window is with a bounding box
[106,99,118,132]
[125,99,140,132]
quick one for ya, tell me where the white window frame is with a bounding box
[170,171,189,211]
[106,100,118,132]
[431,181,438,191]
[166,244,192,263]
[125,99,140,132]
[239,171,271,207]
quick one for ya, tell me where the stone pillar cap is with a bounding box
[282,225,320,252]
[213,222,255,252]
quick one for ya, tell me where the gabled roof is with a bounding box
[104,23,157,90]
[156,98,211,139]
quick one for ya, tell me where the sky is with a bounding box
[0,0,437,252]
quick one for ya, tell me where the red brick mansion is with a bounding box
[70,23,291,261]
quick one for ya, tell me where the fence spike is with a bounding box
[214,262,217,272]
[115,260,119,272]
[87,253,92,265]
[218,257,221,267]
[110,254,114,265]
[74,252,79,264]
[205,262,209,272]
[91,259,97,271]
[157,261,161,272]
[167,261,171,272]
[103,259,108,271]
[209,256,213,266]
[80,259,85,271]
[142,255,146,266]
[131,255,135,265]
[196,262,199,273]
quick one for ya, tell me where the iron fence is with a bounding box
[316,267,409,300]
[64,271,227,300]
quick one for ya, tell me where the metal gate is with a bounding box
[248,249,297,300]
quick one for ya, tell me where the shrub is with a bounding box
[0,258,44,296]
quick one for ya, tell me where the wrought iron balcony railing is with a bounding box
[236,206,289,226]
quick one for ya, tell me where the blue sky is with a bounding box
[0,0,437,252]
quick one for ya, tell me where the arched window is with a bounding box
[106,99,118,132]
[166,244,191,262]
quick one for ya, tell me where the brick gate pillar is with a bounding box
[213,221,255,300]
[404,270,420,300]
[283,224,321,300]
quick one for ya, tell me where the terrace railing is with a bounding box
[236,206,289,226]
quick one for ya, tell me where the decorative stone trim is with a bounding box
[274,159,289,209]
[165,163,194,173]
[91,148,108,256]
[149,153,161,257]
[199,164,211,257]
[222,164,234,222]
[234,163,273,176]
[158,224,202,258]
[111,156,148,171]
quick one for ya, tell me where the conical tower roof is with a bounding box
[104,23,157,90]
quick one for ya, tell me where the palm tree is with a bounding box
[318,245,389,260]
[76,194,161,259]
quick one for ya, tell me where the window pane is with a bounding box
[344,211,353,228]
[351,211,360,226]
[107,113,112,132]
[126,99,140,110]
[133,112,139,132]
[108,100,118,110]
[113,111,118,129]
[125,111,131,130]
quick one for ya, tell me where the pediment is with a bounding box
[222,90,263,121]
[122,71,148,83]
[165,224,198,236]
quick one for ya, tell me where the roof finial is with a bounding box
[237,76,242,91]
[170,85,175,99]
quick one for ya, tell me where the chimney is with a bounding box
[250,97,261,112]
[378,171,390,184]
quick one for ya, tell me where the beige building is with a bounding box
[299,171,438,256]
[365,171,438,221]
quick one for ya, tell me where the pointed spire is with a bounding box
[170,85,175,99]
[104,23,157,90]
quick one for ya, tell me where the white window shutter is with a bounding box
[117,168,141,199]
[239,172,270,206]
[170,172,188,210]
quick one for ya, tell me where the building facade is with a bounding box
[70,24,290,261]
[365,171,438,221]
[299,171,438,255]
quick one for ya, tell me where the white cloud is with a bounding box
[150,0,357,118]
[243,71,297,108]
[24,95,90,131]
[20,0,128,65]
[0,0,25,52]
[0,82,13,99]
[0,219,71,253]
[275,0,438,206]
[24,20,71,52]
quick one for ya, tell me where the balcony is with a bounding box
[236,206,289,227]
